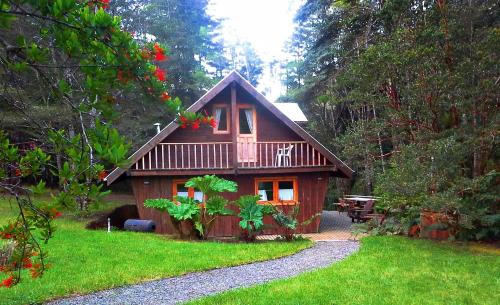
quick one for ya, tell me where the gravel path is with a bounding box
[48,241,359,305]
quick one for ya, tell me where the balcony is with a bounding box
[133,141,329,171]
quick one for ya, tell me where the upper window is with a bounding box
[238,108,254,134]
[173,180,204,202]
[255,177,298,205]
[213,104,230,134]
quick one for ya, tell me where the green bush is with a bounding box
[236,195,273,241]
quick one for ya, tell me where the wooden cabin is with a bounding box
[105,71,353,237]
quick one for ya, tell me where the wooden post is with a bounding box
[231,82,238,172]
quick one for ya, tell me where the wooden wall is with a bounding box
[161,84,301,144]
[131,171,329,237]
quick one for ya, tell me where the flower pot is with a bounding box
[420,210,451,240]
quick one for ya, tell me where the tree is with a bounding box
[284,0,499,238]
[104,0,227,149]
[220,41,264,87]
[0,0,211,286]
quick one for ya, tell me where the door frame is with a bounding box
[236,104,257,162]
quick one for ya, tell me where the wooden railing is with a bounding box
[134,141,329,170]
[237,141,328,168]
[134,142,232,170]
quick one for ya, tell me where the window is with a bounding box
[255,177,298,205]
[173,180,204,202]
[238,108,254,134]
[213,104,230,134]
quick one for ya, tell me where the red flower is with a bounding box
[49,208,62,219]
[22,258,33,269]
[209,117,217,128]
[191,120,200,130]
[154,67,166,81]
[100,0,109,9]
[98,170,107,181]
[14,169,22,177]
[155,51,167,61]
[153,43,162,53]
[117,70,129,84]
[180,124,187,129]
[0,233,12,240]
[179,116,188,123]
[0,276,13,288]
[161,92,171,101]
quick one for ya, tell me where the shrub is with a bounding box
[145,175,237,239]
[185,175,237,239]
[144,197,199,239]
[272,203,320,240]
[236,195,273,241]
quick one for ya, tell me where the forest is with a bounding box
[282,0,499,240]
[0,0,498,287]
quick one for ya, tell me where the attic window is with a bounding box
[213,104,229,134]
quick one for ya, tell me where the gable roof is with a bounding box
[105,71,353,185]
[274,103,308,122]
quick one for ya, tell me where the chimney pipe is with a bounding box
[153,123,161,134]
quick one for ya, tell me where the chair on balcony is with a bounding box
[274,145,294,167]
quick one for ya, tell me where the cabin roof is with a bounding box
[105,71,353,185]
[274,103,308,122]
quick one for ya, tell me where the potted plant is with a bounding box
[419,196,458,240]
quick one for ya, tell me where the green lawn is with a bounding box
[189,236,500,305]
[0,197,311,305]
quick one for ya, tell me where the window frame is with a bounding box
[212,104,230,134]
[254,176,298,205]
[172,179,204,202]
[236,104,256,137]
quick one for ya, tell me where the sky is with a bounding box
[207,0,304,101]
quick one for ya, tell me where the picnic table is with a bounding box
[344,196,377,222]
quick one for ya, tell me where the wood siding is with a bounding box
[131,172,329,237]
[132,85,331,172]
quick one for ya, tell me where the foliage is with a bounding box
[284,0,499,240]
[188,236,500,305]
[145,176,237,239]
[0,0,210,286]
[144,197,199,221]
[185,175,238,239]
[185,175,238,199]
[272,203,321,241]
[236,195,274,241]
[0,132,55,286]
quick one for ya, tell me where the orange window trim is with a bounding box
[212,104,230,134]
[254,176,298,206]
[172,179,194,198]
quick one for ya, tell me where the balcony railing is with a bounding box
[133,141,329,171]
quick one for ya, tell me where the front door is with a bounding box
[237,105,256,163]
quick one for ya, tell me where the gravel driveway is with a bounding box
[48,241,359,305]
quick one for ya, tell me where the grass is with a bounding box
[0,197,312,305]
[188,236,500,305]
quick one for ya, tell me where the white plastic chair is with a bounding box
[274,145,294,167]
